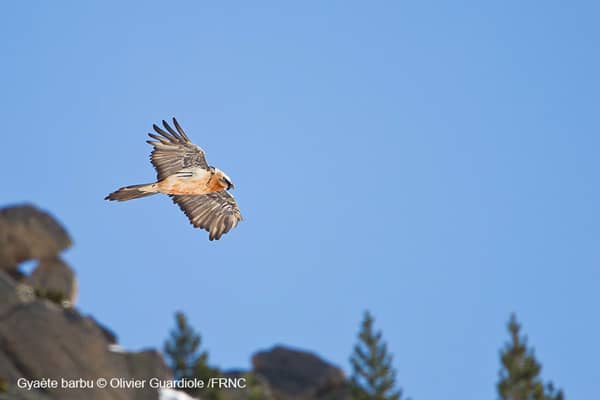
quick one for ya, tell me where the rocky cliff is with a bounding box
[0,205,170,400]
[0,204,350,400]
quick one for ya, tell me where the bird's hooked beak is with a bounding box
[221,176,234,190]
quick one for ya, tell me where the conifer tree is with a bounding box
[497,314,564,400]
[350,311,406,400]
[164,311,205,381]
[164,311,221,399]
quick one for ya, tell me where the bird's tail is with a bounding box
[105,183,159,202]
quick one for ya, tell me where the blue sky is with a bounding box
[1,1,599,399]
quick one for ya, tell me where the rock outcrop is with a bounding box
[0,204,77,304]
[0,205,71,273]
[251,346,350,400]
[24,257,78,306]
[0,205,170,400]
[0,269,170,400]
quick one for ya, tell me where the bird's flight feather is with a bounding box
[146,119,209,181]
[170,191,242,241]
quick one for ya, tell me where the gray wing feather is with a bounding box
[170,191,242,240]
[146,118,209,181]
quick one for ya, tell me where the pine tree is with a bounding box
[164,311,205,381]
[497,314,564,400]
[164,312,221,399]
[350,311,406,400]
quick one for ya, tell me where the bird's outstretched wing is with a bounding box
[170,191,242,240]
[146,118,209,181]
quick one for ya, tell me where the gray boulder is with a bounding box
[24,257,78,306]
[252,346,350,400]
[0,205,71,272]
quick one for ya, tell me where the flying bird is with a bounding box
[105,118,242,240]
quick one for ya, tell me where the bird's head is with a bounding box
[215,169,234,190]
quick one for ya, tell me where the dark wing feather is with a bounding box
[146,118,209,181]
[171,191,242,240]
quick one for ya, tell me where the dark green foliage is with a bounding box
[164,312,203,381]
[350,311,405,400]
[0,377,7,393]
[164,312,222,399]
[34,289,68,305]
[497,314,564,400]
